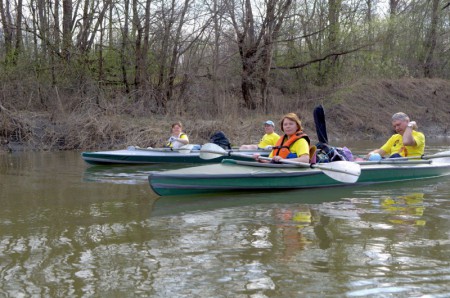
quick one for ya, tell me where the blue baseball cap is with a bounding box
[264,120,275,127]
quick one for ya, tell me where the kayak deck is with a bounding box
[81,147,270,165]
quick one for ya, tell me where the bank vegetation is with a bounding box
[0,0,449,150]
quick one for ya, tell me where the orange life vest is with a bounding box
[272,131,311,158]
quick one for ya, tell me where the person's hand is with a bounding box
[264,145,272,150]
[169,136,176,142]
[272,156,284,163]
[253,153,261,161]
[407,121,417,129]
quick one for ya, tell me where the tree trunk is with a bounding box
[383,0,399,61]
[325,0,341,84]
[259,0,292,112]
[423,0,440,78]
[121,0,130,93]
[142,0,152,86]
[38,0,48,58]
[212,0,220,115]
[156,0,176,111]
[14,0,23,63]
[62,0,72,60]
[166,0,190,105]
[0,0,14,63]
[366,0,373,49]
[133,0,142,92]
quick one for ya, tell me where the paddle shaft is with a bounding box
[200,143,360,183]
[128,145,194,153]
[356,151,450,161]
[420,152,450,159]
[228,152,360,176]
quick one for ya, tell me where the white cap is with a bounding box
[264,120,275,127]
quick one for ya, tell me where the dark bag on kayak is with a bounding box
[210,131,231,150]
[316,142,352,163]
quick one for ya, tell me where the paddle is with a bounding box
[313,105,328,144]
[200,143,361,183]
[420,151,450,160]
[127,144,195,153]
[357,150,450,163]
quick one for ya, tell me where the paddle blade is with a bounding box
[177,144,194,154]
[313,161,361,183]
[199,143,228,159]
[313,105,328,144]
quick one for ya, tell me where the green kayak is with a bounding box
[81,145,270,165]
[148,151,450,196]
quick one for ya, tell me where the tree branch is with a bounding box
[272,43,374,70]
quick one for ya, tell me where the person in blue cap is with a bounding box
[240,120,280,150]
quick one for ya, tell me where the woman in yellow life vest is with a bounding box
[165,122,189,149]
[366,112,425,160]
[253,113,311,164]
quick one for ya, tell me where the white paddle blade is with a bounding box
[425,150,450,160]
[429,155,450,164]
[177,144,194,154]
[199,143,228,159]
[314,161,361,183]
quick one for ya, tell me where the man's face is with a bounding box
[392,120,407,135]
[264,124,274,133]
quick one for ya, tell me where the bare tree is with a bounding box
[14,0,23,62]
[423,0,440,77]
[62,0,72,60]
[121,0,131,93]
[134,0,152,91]
[260,0,292,112]
[0,0,14,62]
[226,0,293,110]
[382,0,400,61]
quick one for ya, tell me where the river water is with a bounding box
[1,140,450,297]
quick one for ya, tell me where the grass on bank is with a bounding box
[1,78,449,151]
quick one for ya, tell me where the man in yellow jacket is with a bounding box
[366,112,425,160]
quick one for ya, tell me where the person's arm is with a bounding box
[274,154,309,163]
[176,134,189,145]
[366,135,394,159]
[402,121,417,146]
[272,138,309,164]
[240,144,258,150]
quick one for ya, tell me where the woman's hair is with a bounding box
[280,113,303,132]
[171,122,183,129]
[391,112,410,122]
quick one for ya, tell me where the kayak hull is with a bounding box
[148,156,450,196]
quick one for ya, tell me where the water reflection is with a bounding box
[380,193,425,226]
[82,163,189,185]
[1,149,450,297]
[274,206,313,260]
